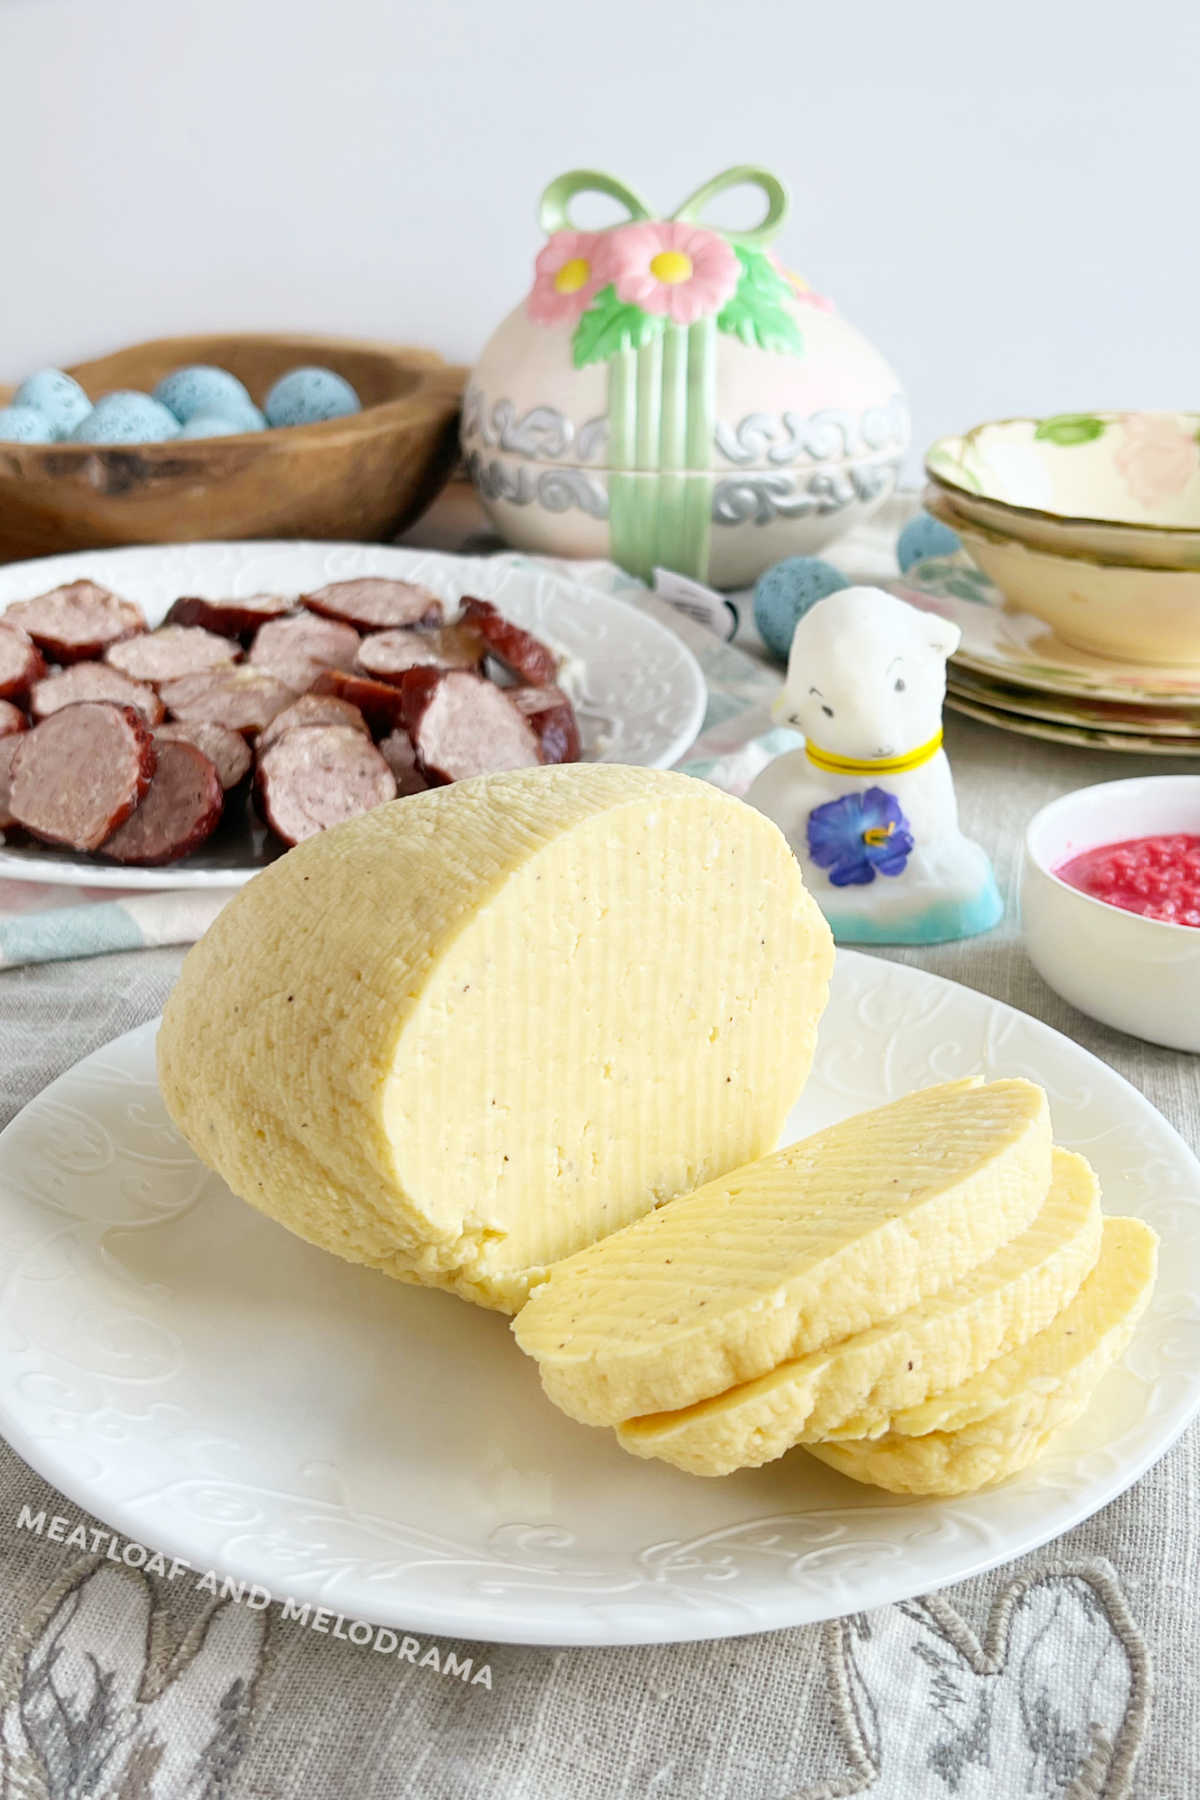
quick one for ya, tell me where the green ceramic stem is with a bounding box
[606,318,716,581]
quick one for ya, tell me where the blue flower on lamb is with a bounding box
[806,787,915,887]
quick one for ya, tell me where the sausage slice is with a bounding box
[160,666,296,736]
[9,702,156,851]
[509,685,581,764]
[256,725,397,845]
[248,613,360,692]
[166,593,292,639]
[0,736,21,829]
[459,598,558,686]
[31,661,164,725]
[307,669,409,735]
[302,578,443,631]
[354,624,485,683]
[4,582,147,665]
[378,728,429,796]
[102,739,224,865]
[154,720,252,791]
[257,692,370,754]
[106,625,237,685]
[398,669,542,784]
[0,700,28,738]
[0,623,46,703]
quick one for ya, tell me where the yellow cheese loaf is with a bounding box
[615,1146,1101,1474]
[514,1077,1053,1424]
[157,765,833,1312]
[807,1216,1157,1495]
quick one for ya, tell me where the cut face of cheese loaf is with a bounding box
[514,1078,1053,1424]
[616,1147,1101,1475]
[156,765,833,1312]
[807,1216,1157,1495]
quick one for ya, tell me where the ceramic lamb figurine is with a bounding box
[745,585,1002,943]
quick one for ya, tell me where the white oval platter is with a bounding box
[0,540,706,891]
[0,952,1196,1646]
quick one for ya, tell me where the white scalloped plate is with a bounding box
[1,953,1196,1646]
[0,541,706,891]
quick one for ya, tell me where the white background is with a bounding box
[3,0,1197,475]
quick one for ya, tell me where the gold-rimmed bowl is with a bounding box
[924,412,1200,665]
[0,333,467,563]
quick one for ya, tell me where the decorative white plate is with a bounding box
[0,541,706,892]
[1,952,1196,1648]
[946,688,1200,756]
[889,557,1200,705]
[947,666,1200,738]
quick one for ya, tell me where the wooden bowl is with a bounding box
[0,333,467,562]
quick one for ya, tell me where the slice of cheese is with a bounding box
[615,1147,1101,1475]
[806,1216,1157,1495]
[157,765,833,1313]
[514,1078,1053,1425]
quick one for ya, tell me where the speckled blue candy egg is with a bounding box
[177,410,264,439]
[264,366,361,428]
[754,556,851,662]
[0,404,56,444]
[153,365,256,426]
[12,369,91,439]
[897,511,961,573]
[69,392,181,444]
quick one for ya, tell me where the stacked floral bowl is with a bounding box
[899,411,1200,755]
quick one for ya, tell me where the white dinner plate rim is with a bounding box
[0,540,707,892]
[0,951,1196,1647]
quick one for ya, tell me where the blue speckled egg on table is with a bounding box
[12,369,91,439]
[69,392,181,444]
[153,365,256,425]
[754,556,851,661]
[0,404,56,444]
[264,366,361,427]
[897,511,961,572]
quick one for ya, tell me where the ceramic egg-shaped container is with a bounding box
[464,166,909,588]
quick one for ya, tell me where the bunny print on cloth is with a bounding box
[0,1558,267,1800]
[801,1560,1149,1800]
[746,587,1002,944]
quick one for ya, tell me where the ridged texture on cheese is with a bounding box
[157,765,833,1312]
[806,1216,1157,1495]
[514,1078,1053,1424]
[615,1147,1101,1474]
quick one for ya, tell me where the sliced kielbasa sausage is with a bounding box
[509,685,582,764]
[0,623,46,704]
[106,625,237,686]
[165,593,292,639]
[102,739,224,866]
[4,582,147,665]
[8,702,156,851]
[256,725,397,845]
[398,668,542,784]
[354,624,485,684]
[154,720,252,791]
[248,613,360,693]
[31,660,164,725]
[302,578,443,631]
[459,598,558,686]
[160,666,296,736]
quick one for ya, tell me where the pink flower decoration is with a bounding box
[1114,413,1197,510]
[607,221,740,326]
[527,230,609,326]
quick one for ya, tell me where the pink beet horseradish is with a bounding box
[1055,833,1200,927]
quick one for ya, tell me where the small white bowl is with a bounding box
[1021,776,1200,1050]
